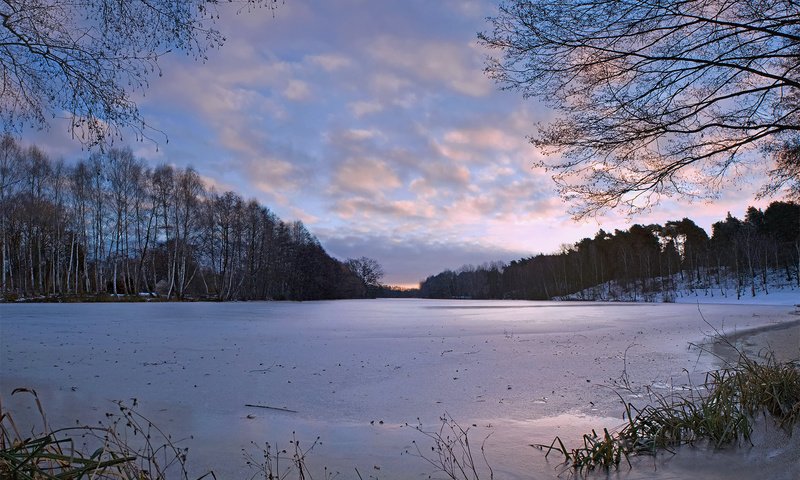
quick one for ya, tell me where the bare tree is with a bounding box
[1,138,367,300]
[1,0,281,146]
[0,135,23,291]
[106,147,143,294]
[480,0,800,217]
[345,256,385,290]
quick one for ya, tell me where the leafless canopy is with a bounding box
[0,0,279,147]
[480,0,800,217]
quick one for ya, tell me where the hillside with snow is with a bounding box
[559,269,799,305]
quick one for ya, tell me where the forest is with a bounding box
[0,137,369,301]
[420,203,800,301]
[3,137,798,304]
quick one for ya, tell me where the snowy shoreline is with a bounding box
[714,314,800,367]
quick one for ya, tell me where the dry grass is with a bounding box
[243,434,336,480]
[2,389,336,480]
[0,388,210,480]
[405,414,493,480]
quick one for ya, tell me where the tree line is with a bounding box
[0,137,375,301]
[420,203,800,301]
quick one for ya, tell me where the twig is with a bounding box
[249,363,275,373]
[244,404,298,413]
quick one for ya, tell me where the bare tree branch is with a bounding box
[480,0,800,218]
[0,0,281,147]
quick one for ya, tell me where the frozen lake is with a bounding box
[2,299,798,479]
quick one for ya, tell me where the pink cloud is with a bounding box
[332,157,402,195]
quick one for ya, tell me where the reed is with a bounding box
[536,347,800,473]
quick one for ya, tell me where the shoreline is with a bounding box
[713,314,800,365]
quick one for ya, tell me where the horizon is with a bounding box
[19,0,782,287]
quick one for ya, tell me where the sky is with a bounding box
[28,0,779,288]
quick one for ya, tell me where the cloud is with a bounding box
[420,161,471,189]
[443,0,494,18]
[334,196,435,221]
[331,157,402,196]
[288,206,321,225]
[409,177,437,198]
[369,72,413,95]
[341,128,384,142]
[366,36,492,97]
[104,0,778,289]
[432,117,544,167]
[307,53,353,71]
[283,80,312,101]
[348,100,384,117]
[443,127,520,152]
[198,173,239,195]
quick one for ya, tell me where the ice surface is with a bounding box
[1,299,798,479]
